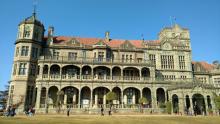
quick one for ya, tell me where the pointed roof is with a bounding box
[19,12,44,27]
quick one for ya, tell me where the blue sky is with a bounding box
[0,0,219,90]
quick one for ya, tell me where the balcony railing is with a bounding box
[38,56,152,65]
[38,74,196,83]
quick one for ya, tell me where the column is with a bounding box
[48,65,50,79]
[124,94,127,105]
[110,68,112,80]
[121,69,123,80]
[121,91,124,108]
[189,97,194,115]
[103,89,106,107]
[151,87,157,108]
[90,90,93,108]
[132,90,136,104]
[139,69,142,80]
[59,66,62,79]
[204,97,208,115]
[80,68,82,80]
[64,94,67,108]
[45,88,48,113]
[78,89,81,108]
[91,68,94,79]
[95,90,98,107]
[73,92,76,105]
[39,64,43,79]
[35,86,41,109]
[140,90,143,98]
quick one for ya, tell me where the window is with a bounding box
[15,47,19,57]
[149,54,156,65]
[31,47,38,58]
[30,64,36,76]
[21,46,29,56]
[24,30,30,38]
[122,55,125,62]
[163,75,175,80]
[18,63,27,75]
[161,55,174,69]
[214,78,220,87]
[126,55,129,62]
[98,52,104,62]
[53,50,59,60]
[198,77,207,83]
[130,55,132,62]
[13,64,17,75]
[180,75,187,80]
[179,56,185,69]
[68,52,77,60]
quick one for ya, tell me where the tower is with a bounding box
[8,11,45,110]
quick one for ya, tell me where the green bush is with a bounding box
[166,102,172,114]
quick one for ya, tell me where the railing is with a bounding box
[38,74,198,83]
[38,56,152,65]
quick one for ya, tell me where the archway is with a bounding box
[48,86,59,107]
[62,65,80,79]
[81,87,91,108]
[207,95,212,109]
[172,94,179,113]
[192,94,206,115]
[93,87,110,107]
[123,87,140,107]
[93,66,110,80]
[123,67,140,80]
[156,88,165,107]
[50,65,60,79]
[61,86,79,108]
[112,87,121,107]
[185,95,190,112]
[112,66,121,80]
[142,87,151,108]
[141,67,150,80]
[82,66,92,79]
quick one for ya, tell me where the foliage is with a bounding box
[214,95,220,110]
[159,102,166,108]
[138,97,148,104]
[166,101,172,114]
[56,90,64,113]
[0,82,9,109]
[106,91,117,104]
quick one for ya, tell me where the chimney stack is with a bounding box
[47,26,54,45]
[105,31,110,42]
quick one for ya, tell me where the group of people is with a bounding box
[101,106,112,116]
[24,107,35,116]
[5,106,16,117]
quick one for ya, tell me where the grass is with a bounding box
[0,114,220,124]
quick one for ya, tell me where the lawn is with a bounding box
[0,115,220,124]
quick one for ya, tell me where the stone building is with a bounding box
[8,12,220,114]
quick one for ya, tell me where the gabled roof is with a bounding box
[192,61,215,72]
[46,36,145,48]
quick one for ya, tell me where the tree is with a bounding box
[213,94,220,115]
[56,90,64,113]
[0,82,9,110]
[106,91,117,106]
[166,101,172,114]
[138,97,148,113]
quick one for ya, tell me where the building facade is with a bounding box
[8,13,220,114]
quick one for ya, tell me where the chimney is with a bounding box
[47,26,54,45]
[105,31,110,42]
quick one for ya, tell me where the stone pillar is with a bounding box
[73,93,76,105]
[139,69,142,80]
[78,89,81,108]
[35,86,41,109]
[103,89,106,107]
[64,94,67,108]
[151,87,157,108]
[95,90,98,106]
[189,97,194,115]
[91,68,94,79]
[179,95,184,114]
[80,68,82,80]
[121,91,124,108]
[110,68,112,80]
[48,65,50,78]
[90,90,93,108]
[132,90,136,104]
[121,69,123,80]
[124,94,127,105]
[204,97,208,115]
[140,90,143,98]
[39,64,44,79]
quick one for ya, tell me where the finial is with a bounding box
[33,0,38,18]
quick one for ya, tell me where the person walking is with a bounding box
[101,106,104,116]
[67,107,70,117]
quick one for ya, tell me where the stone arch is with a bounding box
[48,86,59,107]
[61,86,79,108]
[82,65,92,79]
[93,66,110,80]
[81,86,91,108]
[112,66,121,80]
[62,65,80,79]
[123,87,140,105]
[112,87,122,105]
[142,87,151,108]
[192,93,206,115]
[123,67,140,80]
[141,67,150,79]
[93,87,110,106]
[172,94,179,113]
[50,64,60,75]
[43,65,49,75]
[156,88,165,105]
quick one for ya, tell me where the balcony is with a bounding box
[38,56,153,66]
